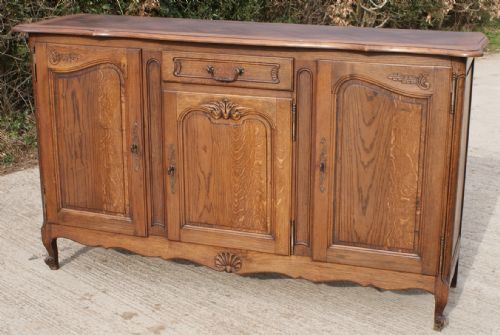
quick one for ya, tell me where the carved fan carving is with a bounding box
[214,252,242,273]
[201,98,248,121]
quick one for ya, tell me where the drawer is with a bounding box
[162,51,293,90]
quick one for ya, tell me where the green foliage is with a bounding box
[155,0,265,21]
[0,0,499,169]
[483,19,500,52]
[486,31,500,51]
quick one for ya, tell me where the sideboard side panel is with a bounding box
[451,60,473,258]
[32,42,58,225]
[441,59,471,284]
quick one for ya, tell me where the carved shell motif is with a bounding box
[201,98,248,121]
[387,72,430,90]
[214,252,242,273]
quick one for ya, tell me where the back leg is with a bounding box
[41,224,59,270]
[451,258,459,288]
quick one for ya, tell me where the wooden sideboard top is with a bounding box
[14,14,487,57]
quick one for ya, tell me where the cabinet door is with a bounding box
[164,91,292,255]
[312,60,452,274]
[36,43,146,236]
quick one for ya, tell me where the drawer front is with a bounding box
[162,51,293,90]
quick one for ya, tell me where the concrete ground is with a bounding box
[1,53,499,335]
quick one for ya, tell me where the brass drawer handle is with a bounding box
[206,65,244,83]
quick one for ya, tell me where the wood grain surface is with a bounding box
[18,16,483,330]
[293,61,315,256]
[162,51,293,90]
[312,60,453,277]
[35,42,147,236]
[54,64,127,215]
[165,91,291,255]
[183,109,269,234]
[143,51,166,236]
[14,14,488,57]
[334,80,425,253]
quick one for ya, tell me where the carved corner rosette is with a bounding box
[48,49,80,65]
[201,98,248,121]
[387,72,430,90]
[214,252,242,273]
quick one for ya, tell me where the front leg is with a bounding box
[41,223,59,270]
[434,280,449,331]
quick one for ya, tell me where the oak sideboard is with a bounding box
[14,14,487,330]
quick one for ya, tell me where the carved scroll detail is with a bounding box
[201,98,248,121]
[387,73,430,90]
[270,65,280,83]
[173,59,182,76]
[214,252,242,273]
[48,49,80,65]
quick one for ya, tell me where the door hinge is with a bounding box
[290,219,295,253]
[450,73,464,115]
[291,102,297,142]
[438,235,446,274]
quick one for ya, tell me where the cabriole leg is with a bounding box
[41,223,59,270]
[434,281,449,331]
